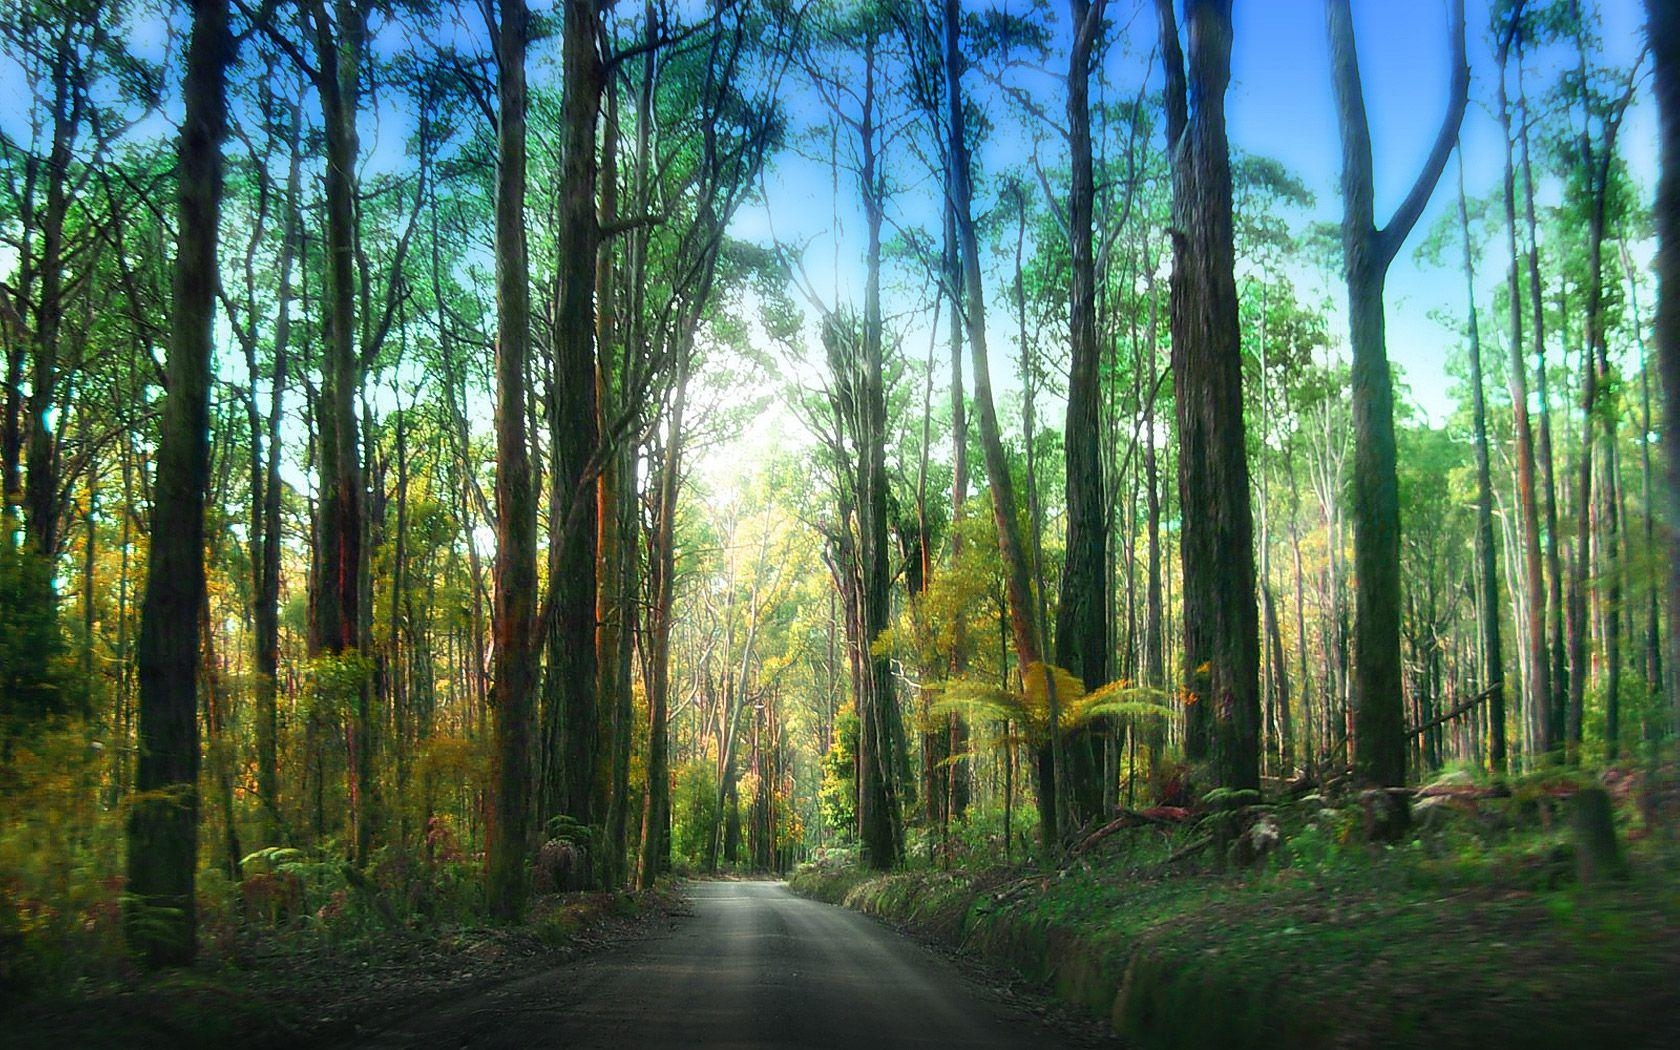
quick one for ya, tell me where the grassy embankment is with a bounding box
[791,768,1680,1049]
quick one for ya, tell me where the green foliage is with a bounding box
[0,721,124,997]
[817,710,858,840]
[305,651,376,719]
[930,663,1172,751]
[0,542,67,745]
[671,761,721,869]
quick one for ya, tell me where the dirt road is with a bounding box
[354,880,1086,1048]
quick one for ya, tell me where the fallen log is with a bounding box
[1070,807,1190,856]
[1409,682,1501,738]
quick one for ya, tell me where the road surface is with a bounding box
[356,880,1090,1048]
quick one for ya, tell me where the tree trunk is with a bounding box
[1326,0,1466,799]
[307,0,373,862]
[596,90,638,890]
[1496,40,1548,761]
[21,19,78,580]
[1567,70,1634,761]
[1157,0,1261,797]
[1456,161,1506,772]
[842,32,904,872]
[1653,0,1680,734]
[487,0,539,922]
[1516,44,1570,749]
[1055,0,1111,827]
[124,0,232,968]
[254,101,301,845]
[639,356,688,888]
[541,0,604,840]
[1141,244,1167,782]
[941,0,1057,845]
[943,198,970,820]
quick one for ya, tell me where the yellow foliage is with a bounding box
[416,734,488,785]
[931,663,1174,755]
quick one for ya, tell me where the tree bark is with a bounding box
[124,0,232,968]
[541,0,604,839]
[1055,0,1111,826]
[1326,0,1466,797]
[487,0,539,922]
[1158,0,1261,796]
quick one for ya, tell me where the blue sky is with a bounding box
[739,0,1657,438]
[0,0,1656,439]
[1230,0,1654,419]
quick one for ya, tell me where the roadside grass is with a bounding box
[790,768,1680,1048]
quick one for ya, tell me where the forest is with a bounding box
[2,0,1678,1045]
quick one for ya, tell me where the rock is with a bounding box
[1359,788,1410,841]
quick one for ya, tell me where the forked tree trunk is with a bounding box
[1326,0,1466,801]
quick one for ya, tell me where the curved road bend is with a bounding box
[356,880,1082,1048]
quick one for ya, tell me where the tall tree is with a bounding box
[1455,158,1506,773]
[941,0,1065,845]
[1055,0,1111,824]
[850,20,902,873]
[1495,5,1550,759]
[1157,0,1260,798]
[1652,0,1680,731]
[124,0,233,968]
[1562,43,1637,760]
[486,0,538,923]
[1325,0,1467,800]
[302,0,375,862]
[540,0,604,838]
